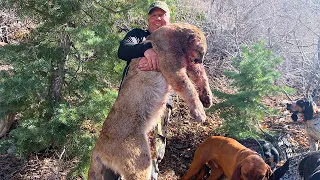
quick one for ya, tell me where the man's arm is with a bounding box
[117,29,152,61]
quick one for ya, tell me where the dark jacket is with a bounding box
[118,28,151,89]
[118,28,152,64]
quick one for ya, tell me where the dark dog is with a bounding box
[261,141,280,169]
[299,152,320,180]
[287,99,320,151]
[238,139,280,170]
[275,151,320,179]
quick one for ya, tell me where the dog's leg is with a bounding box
[180,156,206,179]
[306,128,319,151]
[306,119,320,151]
[180,146,215,180]
[207,164,224,180]
[194,165,207,180]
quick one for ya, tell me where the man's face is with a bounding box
[148,8,170,33]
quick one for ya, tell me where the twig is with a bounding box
[281,88,293,101]
[59,146,66,160]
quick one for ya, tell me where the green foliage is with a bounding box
[209,41,285,139]
[0,0,169,177]
[4,88,117,157]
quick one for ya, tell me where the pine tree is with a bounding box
[209,41,287,139]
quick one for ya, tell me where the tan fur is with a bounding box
[88,23,213,180]
[180,136,273,180]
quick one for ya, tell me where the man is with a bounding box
[118,1,171,77]
[116,1,172,180]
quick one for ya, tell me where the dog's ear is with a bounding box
[231,163,242,180]
[303,100,314,120]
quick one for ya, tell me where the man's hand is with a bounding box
[138,57,153,71]
[142,48,159,71]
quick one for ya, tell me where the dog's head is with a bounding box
[286,99,316,121]
[231,155,273,180]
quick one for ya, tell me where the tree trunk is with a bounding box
[0,113,16,137]
[48,32,70,105]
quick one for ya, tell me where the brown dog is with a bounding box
[88,23,213,180]
[180,136,273,180]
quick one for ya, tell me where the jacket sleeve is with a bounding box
[117,29,152,61]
